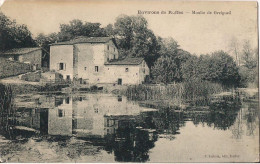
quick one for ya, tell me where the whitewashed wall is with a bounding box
[50,45,74,80]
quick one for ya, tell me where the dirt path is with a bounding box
[0,75,41,85]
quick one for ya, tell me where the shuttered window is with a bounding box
[95,66,99,72]
[57,63,66,70]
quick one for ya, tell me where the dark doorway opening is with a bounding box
[118,78,122,85]
[40,110,48,134]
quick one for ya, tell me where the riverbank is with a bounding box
[0,81,258,112]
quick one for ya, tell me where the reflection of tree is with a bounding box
[231,109,244,139]
[139,108,184,135]
[105,108,185,162]
[104,120,157,162]
[243,103,258,136]
[244,109,258,136]
[191,96,242,130]
[101,108,185,162]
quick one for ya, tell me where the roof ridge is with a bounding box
[105,57,145,65]
[0,47,42,55]
[51,36,114,46]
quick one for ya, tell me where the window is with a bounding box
[114,54,116,59]
[60,63,64,70]
[84,67,87,71]
[118,96,122,102]
[94,108,98,113]
[55,97,63,107]
[107,45,109,50]
[118,78,122,85]
[58,109,64,117]
[125,68,129,72]
[107,119,110,127]
[65,97,70,104]
[58,63,66,70]
[114,48,115,52]
[95,66,99,72]
[107,57,109,62]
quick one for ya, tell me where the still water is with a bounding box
[0,93,258,162]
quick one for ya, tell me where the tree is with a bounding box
[229,37,241,66]
[57,19,107,41]
[151,55,178,84]
[241,40,257,69]
[104,24,115,37]
[0,12,36,51]
[35,32,59,67]
[196,51,241,86]
[181,55,199,80]
[114,15,160,67]
[237,41,258,87]
[151,37,191,84]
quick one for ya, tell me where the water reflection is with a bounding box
[189,95,242,130]
[0,93,258,162]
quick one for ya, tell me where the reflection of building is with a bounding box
[16,108,48,133]
[14,93,159,162]
[47,94,146,137]
[48,96,73,136]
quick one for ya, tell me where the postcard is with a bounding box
[0,0,258,162]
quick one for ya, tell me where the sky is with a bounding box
[0,0,258,56]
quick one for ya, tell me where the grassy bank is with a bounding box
[7,83,70,95]
[123,80,230,107]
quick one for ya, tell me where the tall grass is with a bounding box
[125,79,226,106]
[0,84,16,139]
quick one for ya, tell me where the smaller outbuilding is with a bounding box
[0,47,42,70]
[104,57,150,85]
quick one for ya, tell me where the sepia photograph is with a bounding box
[0,0,259,162]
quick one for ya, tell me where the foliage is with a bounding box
[113,15,160,67]
[58,19,107,41]
[237,41,258,87]
[181,51,241,87]
[241,41,258,69]
[151,39,191,83]
[0,12,36,51]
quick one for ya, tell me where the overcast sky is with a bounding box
[0,0,258,56]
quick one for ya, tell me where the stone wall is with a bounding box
[0,58,32,78]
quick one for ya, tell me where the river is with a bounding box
[0,92,258,162]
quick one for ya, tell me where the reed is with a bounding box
[0,83,16,139]
[125,79,226,107]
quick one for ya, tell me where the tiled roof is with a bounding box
[0,47,41,55]
[51,37,114,45]
[105,57,144,65]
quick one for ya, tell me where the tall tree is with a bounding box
[0,12,36,51]
[229,37,241,66]
[57,19,107,41]
[114,15,160,67]
[241,40,257,69]
[199,51,240,86]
